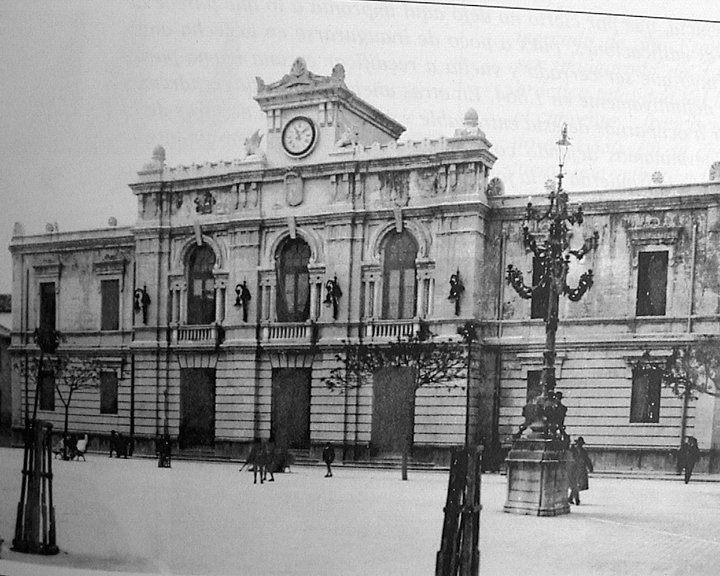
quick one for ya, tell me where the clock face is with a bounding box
[282,116,317,157]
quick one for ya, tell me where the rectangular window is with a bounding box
[630,368,661,423]
[39,282,56,331]
[39,369,55,411]
[100,371,118,414]
[526,370,543,403]
[101,279,120,331]
[530,256,548,320]
[636,251,668,316]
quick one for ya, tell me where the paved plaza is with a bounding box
[1,447,720,576]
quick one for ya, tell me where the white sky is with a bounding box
[1,0,720,293]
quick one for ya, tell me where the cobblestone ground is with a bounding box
[1,447,719,576]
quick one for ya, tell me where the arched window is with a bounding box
[187,245,216,325]
[276,238,311,322]
[382,231,417,319]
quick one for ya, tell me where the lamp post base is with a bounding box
[503,437,571,517]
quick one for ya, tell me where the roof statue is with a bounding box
[243,130,264,159]
[335,122,359,148]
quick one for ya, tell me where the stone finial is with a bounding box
[454,107,486,138]
[139,145,166,176]
[487,177,505,197]
[710,161,720,181]
[12,222,25,237]
[464,107,479,127]
[108,217,118,227]
[290,57,307,77]
[651,171,664,185]
[331,63,346,83]
[152,145,166,163]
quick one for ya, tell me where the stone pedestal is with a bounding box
[503,437,571,516]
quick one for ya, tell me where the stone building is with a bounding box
[0,294,11,433]
[8,58,720,471]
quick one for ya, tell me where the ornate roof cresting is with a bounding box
[255,57,348,95]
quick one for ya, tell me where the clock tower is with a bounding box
[254,57,405,167]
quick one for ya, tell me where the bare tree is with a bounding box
[324,332,468,480]
[15,354,102,459]
[661,337,720,398]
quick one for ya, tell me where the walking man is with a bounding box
[322,442,335,478]
[678,436,700,484]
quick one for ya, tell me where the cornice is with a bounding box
[490,183,720,220]
[128,146,496,193]
[10,230,135,255]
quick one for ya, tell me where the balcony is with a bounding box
[261,321,317,347]
[362,318,422,341]
[170,324,222,348]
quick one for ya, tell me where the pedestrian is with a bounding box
[116,432,129,458]
[263,442,276,483]
[109,430,118,458]
[322,441,335,478]
[678,436,700,484]
[241,439,264,484]
[568,436,593,505]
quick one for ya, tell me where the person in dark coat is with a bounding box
[568,436,594,505]
[109,430,118,458]
[322,442,335,478]
[678,436,700,484]
[116,432,129,458]
[241,439,264,484]
[263,442,276,483]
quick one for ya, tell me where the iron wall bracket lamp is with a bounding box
[133,286,151,325]
[234,281,252,322]
[448,270,465,316]
[323,276,342,320]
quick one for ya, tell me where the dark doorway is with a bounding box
[271,368,311,449]
[371,367,415,454]
[179,368,216,448]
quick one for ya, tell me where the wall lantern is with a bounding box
[323,276,342,320]
[448,270,465,316]
[133,286,151,325]
[234,281,252,322]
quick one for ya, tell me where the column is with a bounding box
[310,282,319,320]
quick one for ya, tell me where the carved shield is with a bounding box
[285,172,304,207]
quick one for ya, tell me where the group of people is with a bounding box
[240,440,336,483]
[109,430,130,458]
[566,434,702,505]
[514,390,568,443]
[52,433,89,461]
[513,390,703,505]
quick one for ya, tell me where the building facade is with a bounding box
[9,59,720,470]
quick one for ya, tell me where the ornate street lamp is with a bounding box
[503,125,599,516]
[506,124,598,429]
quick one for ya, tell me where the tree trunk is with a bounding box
[401,392,415,481]
[62,391,72,460]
